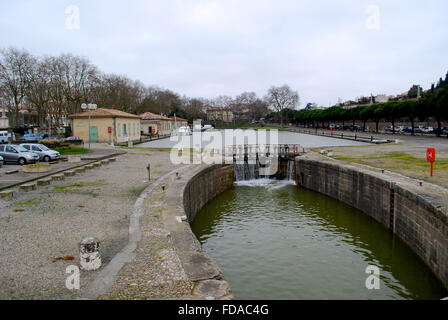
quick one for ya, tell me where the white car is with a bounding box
[20,143,60,162]
[177,126,192,135]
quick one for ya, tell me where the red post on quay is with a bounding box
[426,147,436,177]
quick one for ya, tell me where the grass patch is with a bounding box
[377,152,448,168]
[15,199,40,206]
[54,182,106,192]
[25,163,50,168]
[55,147,91,155]
[124,184,149,198]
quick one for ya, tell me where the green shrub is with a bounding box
[40,140,69,149]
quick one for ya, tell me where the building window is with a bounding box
[118,124,121,136]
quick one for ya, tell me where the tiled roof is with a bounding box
[139,112,171,120]
[70,108,139,119]
[169,116,188,122]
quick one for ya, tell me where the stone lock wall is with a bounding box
[295,158,448,289]
[184,165,234,221]
[161,164,235,299]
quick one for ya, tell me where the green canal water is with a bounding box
[191,180,448,300]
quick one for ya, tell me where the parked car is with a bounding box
[0,155,4,167]
[20,143,60,162]
[0,144,40,165]
[177,126,192,135]
[203,124,215,130]
[36,132,49,139]
[18,134,44,142]
[421,127,434,134]
[64,136,83,143]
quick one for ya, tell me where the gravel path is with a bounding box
[0,148,181,299]
[101,171,195,300]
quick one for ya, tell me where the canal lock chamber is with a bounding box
[189,155,448,300]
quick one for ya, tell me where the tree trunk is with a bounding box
[375,120,379,133]
[410,118,415,136]
[437,118,442,137]
[392,118,395,134]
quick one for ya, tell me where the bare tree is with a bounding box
[264,84,299,125]
[137,86,181,115]
[49,54,98,116]
[211,95,234,108]
[26,56,52,128]
[0,48,35,127]
[182,97,205,120]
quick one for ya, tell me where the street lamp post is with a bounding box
[81,103,97,150]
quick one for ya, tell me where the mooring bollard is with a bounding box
[79,237,101,271]
[147,163,151,181]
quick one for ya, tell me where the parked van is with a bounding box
[0,131,9,144]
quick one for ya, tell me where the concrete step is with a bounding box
[51,174,65,181]
[1,190,14,199]
[64,170,76,177]
[20,183,37,192]
[37,178,51,186]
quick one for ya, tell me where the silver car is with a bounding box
[20,143,60,162]
[0,155,4,167]
[0,144,40,165]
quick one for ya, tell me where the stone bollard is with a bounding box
[67,155,81,163]
[75,167,86,173]
[79,237,102,271]
[20,183,37,192]
[1,190,14,199]
[52,174,65,181]
[64,170,76,177]
[37,178,51,186]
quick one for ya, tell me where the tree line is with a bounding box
[0,47,301,132]
[274,82,448,137]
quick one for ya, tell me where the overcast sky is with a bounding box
[1,0,447,107]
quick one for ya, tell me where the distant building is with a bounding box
[71,108,141,144]
[169,116,188,131]
[341,104,358,109]
[374,95,389,103]
[139,112,172,136]
[2,106,39,128]
[231,104,251,122]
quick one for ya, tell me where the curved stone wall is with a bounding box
[163,164,234,299]
[295,158,448,289]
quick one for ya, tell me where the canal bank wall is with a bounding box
[162,164,234,299]
[295,157,448,289]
